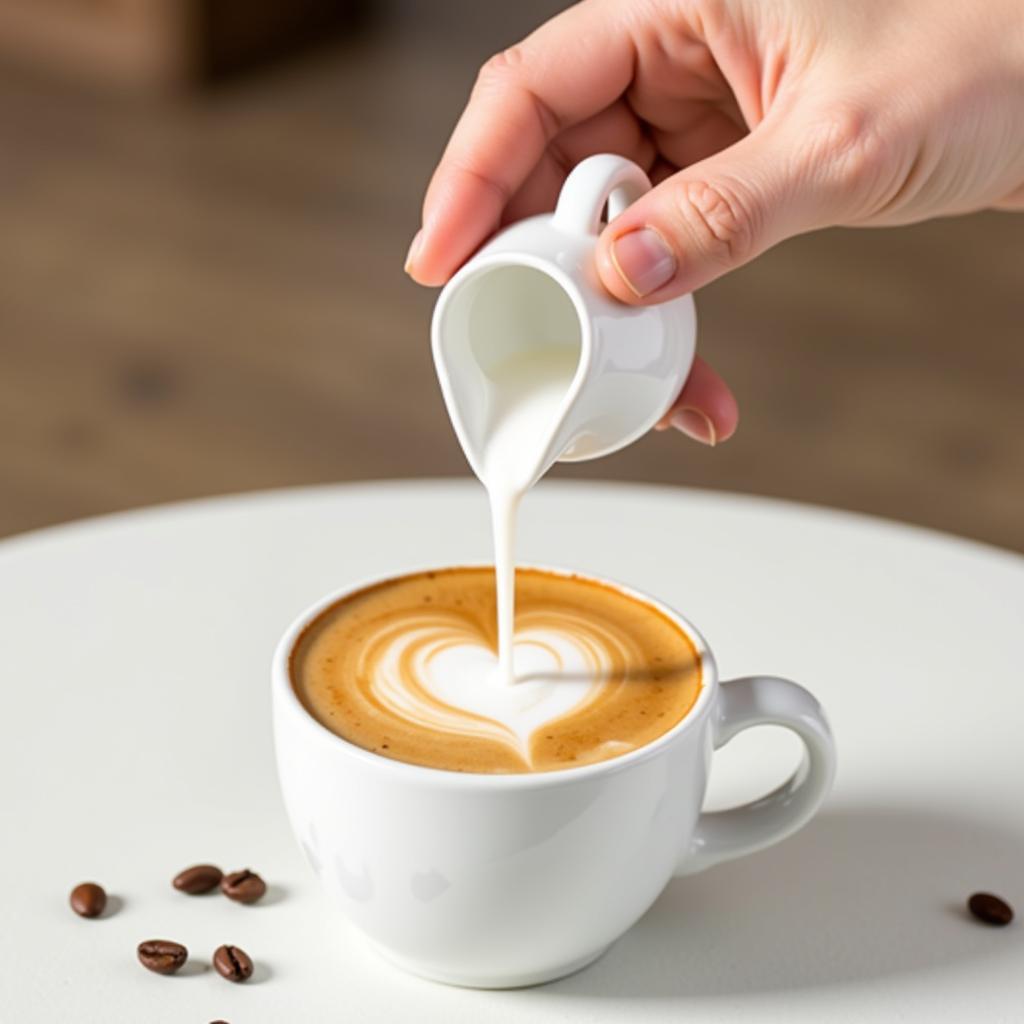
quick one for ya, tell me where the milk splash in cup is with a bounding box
[432,154,698,685]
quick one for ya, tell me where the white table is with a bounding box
[2,480,1023,1023]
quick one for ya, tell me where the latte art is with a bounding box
[363,608,638,764]
[293,568,702,773]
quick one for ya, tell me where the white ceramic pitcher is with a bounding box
[432,153,697,486]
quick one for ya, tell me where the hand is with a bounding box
[405,0,1024,445]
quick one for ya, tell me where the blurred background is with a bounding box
[1,0,1021,550]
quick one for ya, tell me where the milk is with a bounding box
[476,347,579,685]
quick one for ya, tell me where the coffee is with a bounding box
[291,567,702,774]
[137,940,188,975]
[69,882,107,918]
[220,869,267,904]
[213,944,255,983]
[172,863,223,895]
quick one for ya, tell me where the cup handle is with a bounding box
[676,675,837,876]
[552,154,652,236]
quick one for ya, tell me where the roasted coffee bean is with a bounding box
[173,863,223,895]
[69,882,107,918]
[137,939,188,975]
[220,869,266,904]
[968,892,1014,926]
[212,944,254,983]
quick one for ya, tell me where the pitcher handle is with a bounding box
[676,675,837,876]
[552,154,652,236]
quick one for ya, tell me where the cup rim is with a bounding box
[272,563,718,789]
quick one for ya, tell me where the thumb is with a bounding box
[596,121,831,303]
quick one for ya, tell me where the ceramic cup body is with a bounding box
[272,567,836,988]
[431,155,697,476]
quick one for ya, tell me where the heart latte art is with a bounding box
[292,568,702,774]
[370,612,629,761]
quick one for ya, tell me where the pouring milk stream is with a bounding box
[432,155,698,686]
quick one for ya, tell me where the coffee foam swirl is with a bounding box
[292,568,702,774]
[363,609,633,764]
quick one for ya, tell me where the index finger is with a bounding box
[407,1,636,285]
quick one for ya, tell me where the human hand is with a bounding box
[405,0,1024,445]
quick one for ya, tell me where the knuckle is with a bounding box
[476,45,528,89]
[804,104,889,190]
[676,179,756,266]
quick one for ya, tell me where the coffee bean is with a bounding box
[213,944,254,983]
[968,892,1014,926]
[220,869,267,904]
[69,882,107,918]
[137,939,188,975]
[173,863,223,895]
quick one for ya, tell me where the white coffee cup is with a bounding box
[432,154,697,477]
[273,566,835,989]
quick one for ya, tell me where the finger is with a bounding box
[995,183,1024,210]
[653,355,739,445]
[595,110,852,303]
[502,101,655,225]
[407,2,636,285]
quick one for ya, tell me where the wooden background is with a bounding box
[1,1,1022,550]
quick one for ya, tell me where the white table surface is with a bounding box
[2,479,1023,1023]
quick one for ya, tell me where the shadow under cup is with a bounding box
[271,566,834,988]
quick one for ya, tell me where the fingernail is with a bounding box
[404,229,424,274]
[610,228,677,297]
[670,407,717,446]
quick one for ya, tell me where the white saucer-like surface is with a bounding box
[2,479,1023,1023]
